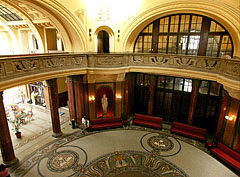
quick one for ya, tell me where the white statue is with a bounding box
[101,94,108,117]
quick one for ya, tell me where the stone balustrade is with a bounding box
[0,53,239,98]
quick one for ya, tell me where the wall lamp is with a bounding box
[117,30,120,38]
[116,94,122,99]
[225,115,236,121]
[89,28,92,37]
[89,96,95,101]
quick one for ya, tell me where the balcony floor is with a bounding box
[1,104,238,177]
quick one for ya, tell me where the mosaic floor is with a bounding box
[9,127,238,177]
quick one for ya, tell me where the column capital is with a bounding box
[45,78,57,87]
[66,76,74,82]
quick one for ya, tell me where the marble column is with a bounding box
[187,80,200,125]
[66,76,76,122]
[148,75,156,115]
[0,92,18,165]
[88,83,96,120]
[45,79,62,137]
[124,73,136,117]
[215,91,229,138]
[73,76,84,125]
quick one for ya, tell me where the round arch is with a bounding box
[95,26,115,53]
[31,0,87,52]
[1,1,45,53]
[122,1,240,57]
[0,18,20,54]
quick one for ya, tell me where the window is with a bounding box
[199,81,209,94]
[157,76,165,88]
[0,5,22,21]
[183,79,192,92]
[174,78,183,91]
[134,14,233,57]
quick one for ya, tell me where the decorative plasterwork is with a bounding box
[18,2,49,23]
[0,53,239,99]
[75,9,84,24]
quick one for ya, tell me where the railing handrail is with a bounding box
[0,53,239,98]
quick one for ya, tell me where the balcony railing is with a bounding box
[0,53,239,92]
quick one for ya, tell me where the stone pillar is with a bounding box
[115,82,122,117]
[222,98,240,146]
[45,79,62,137]
[0,92,18,165]
[148,75,156,115]
[66,76,76,122]
[187,80,200,125]
[88,83,96,120]
[73,76,84,125]
[124,73,136,117]
[215,91,229,138]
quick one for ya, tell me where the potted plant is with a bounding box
[9,115,22,138]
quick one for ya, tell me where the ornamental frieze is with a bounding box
[97,56,122,65]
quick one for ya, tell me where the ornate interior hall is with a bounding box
[0,0,239,176]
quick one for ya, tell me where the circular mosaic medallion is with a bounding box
[148,135,174,151]
[78,151,188,177]
[47,150,79,172]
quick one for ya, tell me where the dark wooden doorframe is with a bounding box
[97,30,109,53]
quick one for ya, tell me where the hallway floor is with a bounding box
[0,105,238,177]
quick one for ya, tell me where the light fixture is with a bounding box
[116,94,122,99]
[117,30,120,38]
[225,115,236,121]
[89,96,95,101]
[89,28,92,37]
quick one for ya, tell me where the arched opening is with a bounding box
[97,30,109,53]
[133,14,233,57]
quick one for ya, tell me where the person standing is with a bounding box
[101,94,108,118]
[81,116,89,135]
[0,164,10,177]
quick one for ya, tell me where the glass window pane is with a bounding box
[210,21,217,32]
[159,17,169,33]
[165,77,174,89]
[188,35,200,55]
[135,36,143,53]
[143,36,152,53]
[180,15,190,32]
[170,15,179,32]
[158,35,168,53]
[191,15,202,32]
[199,81,209,94]
[206,35,220,57]
[210,82,221,96]
[143,23,153,33]
[157,76,165,88]
[168,35,177,54]
[220,35,232,57]
[216,24,225,32]
[174,78,183,91]
[184,79,192,92]
[178,35,188,55]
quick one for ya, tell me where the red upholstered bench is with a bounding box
[90,117,123,130]
[210,142,240,173]
[133,113,162,129]
[170,121,206,142]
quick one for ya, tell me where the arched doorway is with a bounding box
[97,30,109,53]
